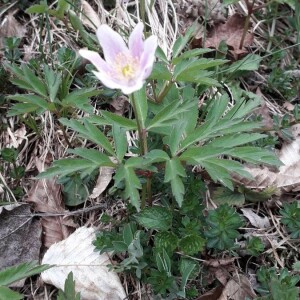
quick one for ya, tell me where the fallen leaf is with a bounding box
[90,166,114,199]
[110,95,129,116]
[0,204,42,287]
[26,159,76,247]
[80,0,102,30]
[0,12,26,53]
[218,274,256,300]
[196,285,223,300]
[6,124,27,148]
[205,14,253,58]
[241,208,271,229]
[41,227,126,300]
[203,257,236,268]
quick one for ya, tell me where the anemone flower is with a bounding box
[79,22,158,95]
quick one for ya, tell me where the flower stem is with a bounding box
[140,0,146,31]
[130,93,151,208]
[156,81,173,104]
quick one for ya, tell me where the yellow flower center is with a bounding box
[114,52,139,80]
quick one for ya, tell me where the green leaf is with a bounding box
[56,0,70,19]
[0,286,22,300]
[227,54,262,73]
[145,150,170,163]
[172,48,213,64]
[60,119,115,157]
[100,111,137,130]
[37,159,97,178]
[154,231,178,253]
[227,146,281,166]
[0,261,51,286]
[180,146,227,164]
[44,65,62,102]
[112,124,127,161]
[22,65,47,97]
[68,10,96,48]
[156,249,171,275]
[7,94,49,110]
[155,46,168,63]
[62,88,100,106]
[174,58,228,79]
[132,86,148,129]
[208,133,266,148]
[123,223,134,246]
[164,158,186,206]
[166,120,187,156]
[57,272,81,300]
[135,206,172,231]
[114,165,141,211]
[179,259,197,297]
[7,103,42,117]
[212,187,245,206]
[172,22,198,57]
[68,148,115,166]
[149,62,172,80]
[25,3,48,14]
[178,234,206,255]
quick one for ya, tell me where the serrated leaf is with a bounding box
[212,187,245,206]
[149,62,172,80]
[0,261,51,286]
[37,159,96,178]
[68,148,115,166]
[25,3,48,14]
[154,231,178,252]
[7,94,49,110]
[228,54,262,73]
[100,110,137,130]
[57,272,81,300]
[145,150,170,163]
[172,48,213,64]
[172,22,198,57]
[0,286,22,300]
[178,234,206,255]
[135,206,172,230]
[112,124,127,161]
[22,65,47,97]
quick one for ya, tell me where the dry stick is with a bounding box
[239,0,256,50]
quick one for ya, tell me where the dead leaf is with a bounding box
[6,124,27,148]
[90,166,114,199]
[0,12,26,52]
[0,204,42,287]
[218,274,256,300]
[196,285,223,300]
[26,160,76,247]
[241,208,271,229]
[205,14,253,58]
[80,0,102,30]
[203,257,236,268]
[110,95,129,116]
[41,227,126,300]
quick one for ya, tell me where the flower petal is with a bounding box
[79,49,111,73]
[96,25,129,64]
[93,71,143,95]
[93,71,124,90]
[129,22,144,58]
[140,35,158,79]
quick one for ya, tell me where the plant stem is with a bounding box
[140,0,146,30]
[239,0,256,50]
[130,93,151,208]
[156,81,173,104]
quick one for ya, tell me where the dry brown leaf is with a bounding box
[205,14,253,58]
[90,166,114,199]
[80,0,102,30]
[26,160,76,248]
[0,12,26,52]
[6,124,27,148]
[218,274,256,300]
[41,227,126,300]
[241,208,271,229]
[0,204,42,287]
[196,285,223,300]
[110,95,129,116]
[203,257,236,268]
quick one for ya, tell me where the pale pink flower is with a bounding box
[79,22,158,94]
